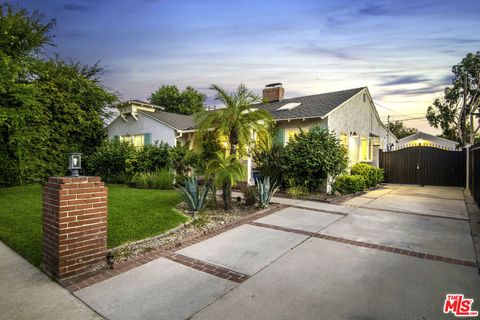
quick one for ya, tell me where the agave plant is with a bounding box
[256,176,279,208]
[176,177,210,217]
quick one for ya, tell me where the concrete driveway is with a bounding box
[75,185,480,320]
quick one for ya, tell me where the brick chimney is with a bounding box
[262,83,284,102]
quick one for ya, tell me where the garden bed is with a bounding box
[255,184,387,205]
[109,200,281,263]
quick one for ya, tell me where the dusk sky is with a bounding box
[22,0,480,133]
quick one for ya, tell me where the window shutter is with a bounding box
[144,133,152,145]
[276,129,285,146]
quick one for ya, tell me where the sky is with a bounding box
[21,0,480,133]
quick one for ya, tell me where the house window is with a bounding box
[121,134,145,147]
[286,128,300,142]
[361,136,369,161]
[339,132,349,149]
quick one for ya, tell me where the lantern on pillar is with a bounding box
[68,153,82,177]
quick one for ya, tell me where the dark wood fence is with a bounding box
[379,146,466,187]
[470,143,480,205]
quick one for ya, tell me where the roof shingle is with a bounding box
[141,110,195,130]
[258,87,365,120]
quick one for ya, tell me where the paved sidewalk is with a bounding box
[0,241,102,320]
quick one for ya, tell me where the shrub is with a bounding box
[194,132,223,174]
[375,168,385,185]
[335,175,366,194]
[281,126,348,191]
[126,142,170,174]
[241,186,258,206]
[86,139,136,182]
[206,152,245,210]
[130,169,174,190]
[176,176,210,216]
[252,142,285,187]
[256,176,279,208]
[350,163,378,187]
[286,185,309,198]
[169,144,199,178]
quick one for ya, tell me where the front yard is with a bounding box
[0,184,187,267]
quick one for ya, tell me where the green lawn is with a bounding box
[0,184,187,267]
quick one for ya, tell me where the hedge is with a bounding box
[350,163,383,187]
[334,175,366,194]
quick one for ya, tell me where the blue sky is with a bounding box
[22,0,480,132]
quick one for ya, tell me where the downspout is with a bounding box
[175,131,183,144]
[173,131,184,183]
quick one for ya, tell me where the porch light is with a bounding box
[68,153,82,177]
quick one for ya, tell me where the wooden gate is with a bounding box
[379,146,466,187]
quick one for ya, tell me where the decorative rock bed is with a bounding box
[109,200,280,264]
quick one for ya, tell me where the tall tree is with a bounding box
[387,120,418,139]
[194,83,273,210]
[0,4,117,186]
[148,85,206,115]
[426,52,480,145]
[194,83,273,156]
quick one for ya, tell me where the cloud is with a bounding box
[358,2,388,16]
[295,43,356,61]
[383,75,430,86]
[382,86,443,96]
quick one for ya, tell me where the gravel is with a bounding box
[109,200,264,263]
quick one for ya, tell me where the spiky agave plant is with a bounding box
[256,176,279,208]
[176,176,210,217]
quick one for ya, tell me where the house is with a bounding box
[107,85,396,186]
[395,131,458,150]
[107,100,196,147]
[258,83,395,169]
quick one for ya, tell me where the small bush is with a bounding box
[169,144,199,178]
[253,142,285,188]
[335,175,366,194]
[256,176,279,208]
[130,169,174,190]
[375,168,384,185]
[126,142,170,174]
[241,186,258,206]
[350,163,377,187]
[86,139,136,182]
[286,185,309,198]
[176,176,210,216]
[280,126,348,191]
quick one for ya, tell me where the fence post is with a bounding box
[466,144,470,190]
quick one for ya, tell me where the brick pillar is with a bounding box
[42,176,108,279]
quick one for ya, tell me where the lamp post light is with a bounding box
[68,153,82,177]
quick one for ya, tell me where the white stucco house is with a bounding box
[258,83,396,169]
[107,85,396,185]
[395,131,458,150]
[107,100,196,147]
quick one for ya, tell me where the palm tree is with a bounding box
[195,83,273,157]
[206,152,245,210]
